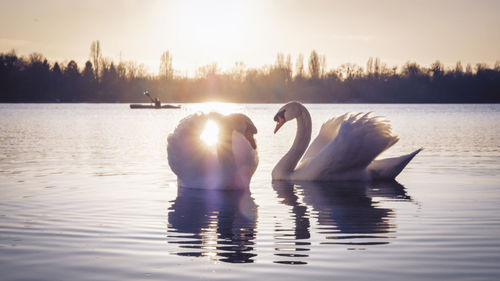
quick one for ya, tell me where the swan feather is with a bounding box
[295,112,399,180]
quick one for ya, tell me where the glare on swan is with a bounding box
[200,120,219,146]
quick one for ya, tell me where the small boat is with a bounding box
[130,90,181,109]
[130,104,181,109]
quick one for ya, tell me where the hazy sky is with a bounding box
[1,0,499,75]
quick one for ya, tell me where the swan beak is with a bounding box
[274,116,285,134]
[245,132,257,149]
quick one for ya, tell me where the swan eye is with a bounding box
[274,110,286,122]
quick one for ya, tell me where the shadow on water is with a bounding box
[167,187,258,263]
[272,180,412,265]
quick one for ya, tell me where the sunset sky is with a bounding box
[1,0,499,75]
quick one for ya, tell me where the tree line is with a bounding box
[1,41,499,103]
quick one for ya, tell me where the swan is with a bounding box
[272,101,421,181]
[167,112,258,189]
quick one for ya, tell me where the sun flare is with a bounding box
[200,120,219,146]
[191,102,239,115]
[170,0,250,72]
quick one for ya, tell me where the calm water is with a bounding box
[1,103,499,280]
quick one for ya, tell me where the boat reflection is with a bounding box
[272,180,411,264]
[167,187,258,263]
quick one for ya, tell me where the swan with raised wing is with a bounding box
[272,101,421,181]
[167,112,258,189]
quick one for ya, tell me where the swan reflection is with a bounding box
[167,187,258,263]
[272,180,411,264]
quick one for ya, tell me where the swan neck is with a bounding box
[273,106,312,178]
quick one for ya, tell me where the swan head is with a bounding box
[273,101,305,133]
[225,113,258,149]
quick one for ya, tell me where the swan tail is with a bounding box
[368,148,423,180]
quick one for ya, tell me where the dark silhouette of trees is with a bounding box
[22,53,51,101]
[100,61,120,101]
[63,60,80,102]
[81,61,96,101]
[50,62,62,101]
[1,44,500,103]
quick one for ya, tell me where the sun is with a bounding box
[200,120,219,146]
[161,1,251,72]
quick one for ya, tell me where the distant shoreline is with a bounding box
[2,51,500,104]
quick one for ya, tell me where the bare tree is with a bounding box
[374,57,381,76]
[231,61,246,82]
[90,40,101,81]
[366,57,374,75]
[285,54,293,81]
[430,60,444,79]
[308,50,319,79]
[274,53,292,82]
[295,53,304,79]
[401,61,423,77]
[338,63,362,80]
[275,53,285,68]
[465,64,472,74]
[196,63,219,79]
[29,52,44,64]
[454,61,463,74]
[320,55,326,78]
[475,63,489,74]
[159,51,173,80]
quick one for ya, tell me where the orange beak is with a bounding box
[274,116,285,134]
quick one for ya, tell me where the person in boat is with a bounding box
[154,97,161,108]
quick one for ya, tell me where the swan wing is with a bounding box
[297,113,399,179]
[300,113,349,164]
[167,112,222,184]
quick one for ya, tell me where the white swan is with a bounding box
[272,101,421,181]
[167,112,258,189]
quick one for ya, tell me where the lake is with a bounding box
[1,103,499,280]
